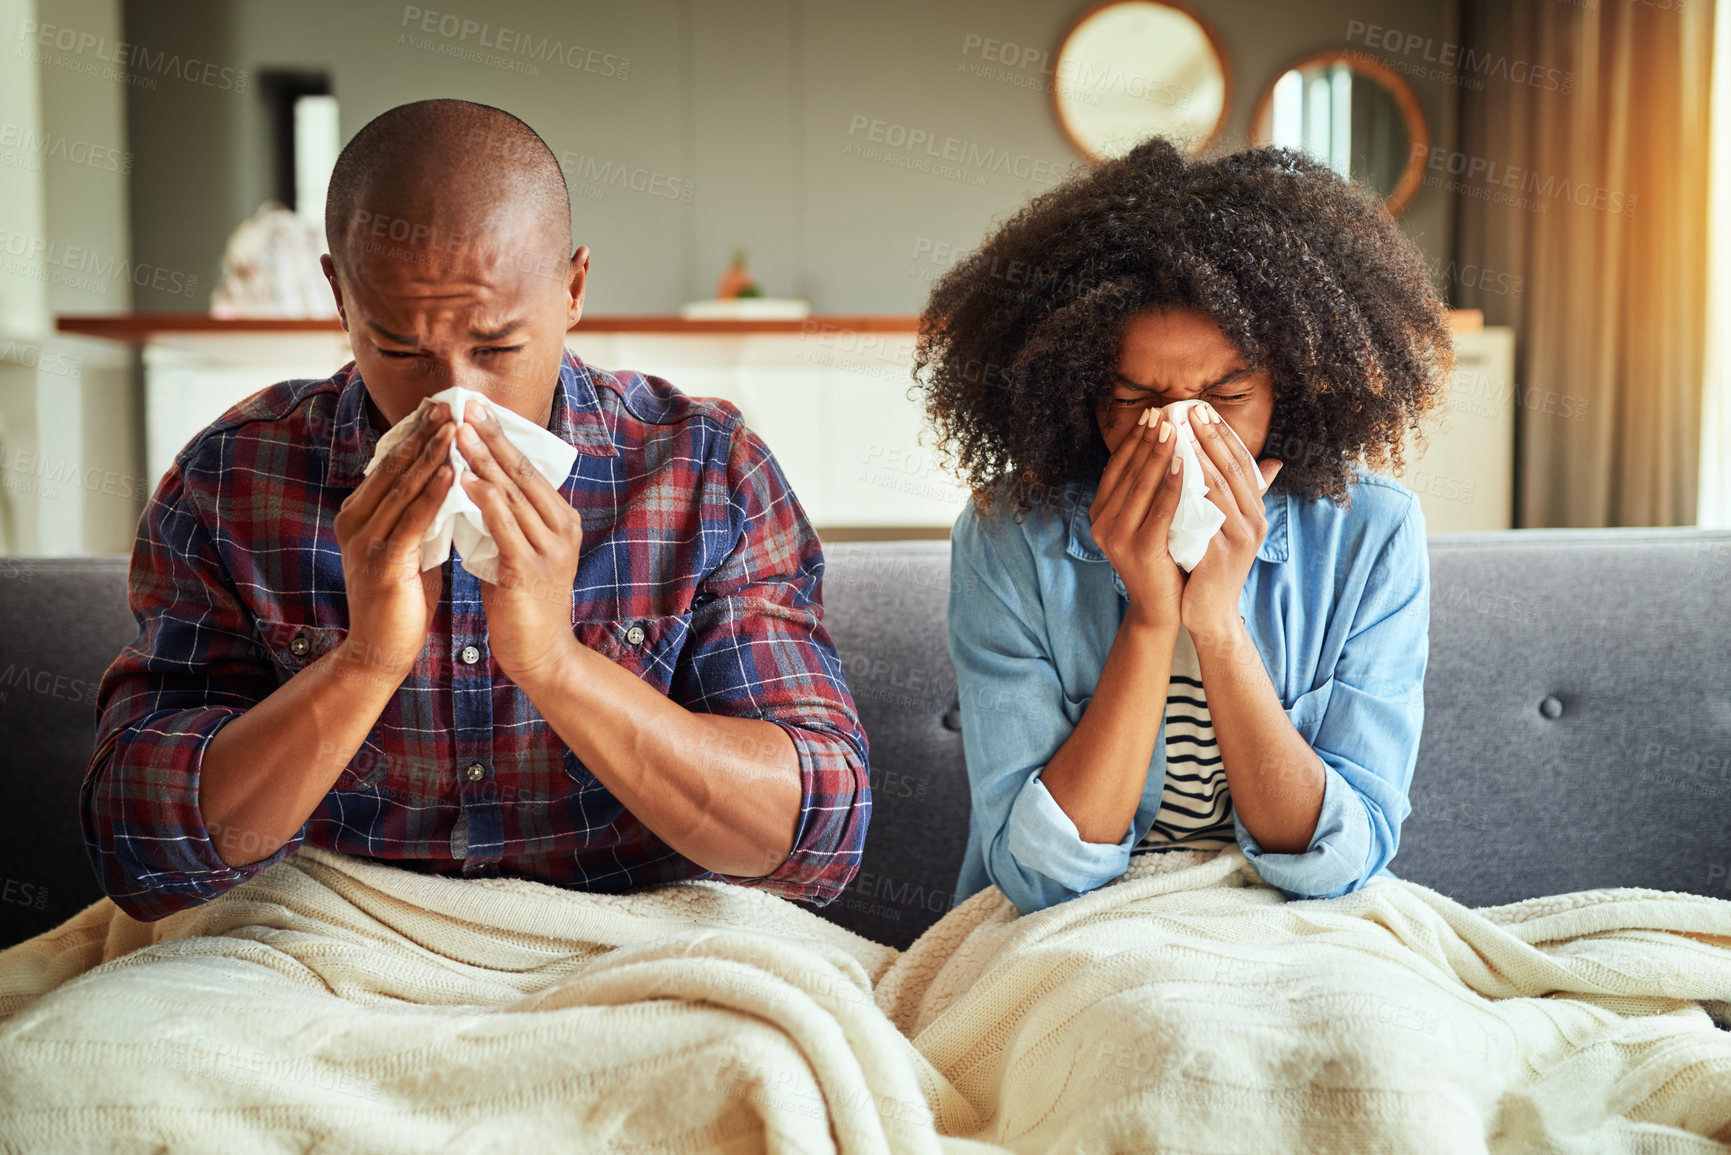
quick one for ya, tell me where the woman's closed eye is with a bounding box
[1112,392,1253,407]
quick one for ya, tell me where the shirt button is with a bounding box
[460,644,481,664]
[625,624,645,646]
[465,762,485,781]
[290,631,310,657]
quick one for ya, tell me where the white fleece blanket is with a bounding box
[2,844,1730,1153]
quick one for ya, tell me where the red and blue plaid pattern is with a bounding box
[82,350,871,922]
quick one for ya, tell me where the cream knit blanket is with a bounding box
[2,844,1730,1153]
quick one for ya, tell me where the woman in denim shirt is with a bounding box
[916,139,1455,915]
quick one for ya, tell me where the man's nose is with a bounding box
[443,355,494,393]
[411,348,486,393]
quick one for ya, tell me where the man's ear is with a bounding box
[321,254,348,330]
[565,245,590,328]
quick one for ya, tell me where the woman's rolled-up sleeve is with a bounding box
[948,505,1138,915]
[1237,494,1430,899]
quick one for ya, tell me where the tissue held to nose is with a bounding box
[360,385,579,583]
[1158,399,1265,573]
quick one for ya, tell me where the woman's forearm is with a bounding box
[1189,616,1326,853]
[1040,608,1180,844]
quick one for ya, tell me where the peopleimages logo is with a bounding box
[846,115,1070,186]
[398,6,630,79]
[0,229,200,296]
[1427,254,1524,299]
[18,19,248,92]
[558,150,694,204]
[958,33,1191,107]
[1345,20,1572,93]
[0,123,131,174]
[0,339,82,378]
[1413,144,1636,218]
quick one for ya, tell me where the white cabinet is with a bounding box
[1399,326,1517,532]
[567,331,970,532]
[141,333,354,488]
[0,333,138,555]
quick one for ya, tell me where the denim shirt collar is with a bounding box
[1064,481,1292,566]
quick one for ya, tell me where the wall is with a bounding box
[1,0,138,555]
[121,0,1458,315]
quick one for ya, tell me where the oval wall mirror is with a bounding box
[1051,1,1231,162]
[1249,50,1429,216]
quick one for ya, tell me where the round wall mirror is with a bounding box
[1052,1,1231,162]
[1250,50,1429,216]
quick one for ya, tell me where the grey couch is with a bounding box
[4,530,1730,954]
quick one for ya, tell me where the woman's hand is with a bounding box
[1088,406,1186,630]
[1180,403,1283,640]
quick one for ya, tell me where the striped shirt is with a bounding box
[1138,626,1235,851]
[81,350,871,923]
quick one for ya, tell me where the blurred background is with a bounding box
[0,0,1723,553]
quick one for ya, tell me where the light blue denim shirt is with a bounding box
[948,464,1430,914]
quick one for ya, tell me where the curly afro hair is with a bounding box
[912,136,1454,517]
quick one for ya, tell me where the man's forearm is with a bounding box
[200,636,413,868]
[1190,616,1326,853]
[515,635,804,878]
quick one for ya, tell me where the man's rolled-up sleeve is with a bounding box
[669,423,870,906]
[82,463,307,922]
[1237,495,1430,900]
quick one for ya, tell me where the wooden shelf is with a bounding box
[55,313,921,343]
[57,309,1485,343]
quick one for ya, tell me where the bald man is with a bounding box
[82,100,871,920]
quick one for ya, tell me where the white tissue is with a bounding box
[1159,398,1269,573]
[361,385,579,584]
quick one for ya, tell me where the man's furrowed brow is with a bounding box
[365,320,420,346]
[471,320,526,341]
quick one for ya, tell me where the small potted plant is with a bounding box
[715,248,761,299]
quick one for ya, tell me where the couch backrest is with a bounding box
[3,530,1730,952]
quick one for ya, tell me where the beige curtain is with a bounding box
[1453,0,1714,527]
[1702,1,1731,528]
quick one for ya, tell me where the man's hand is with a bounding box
[456,398,583,686]
[1180,403,1283,642]
[204,402,454,867]
[333,400,455,678]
